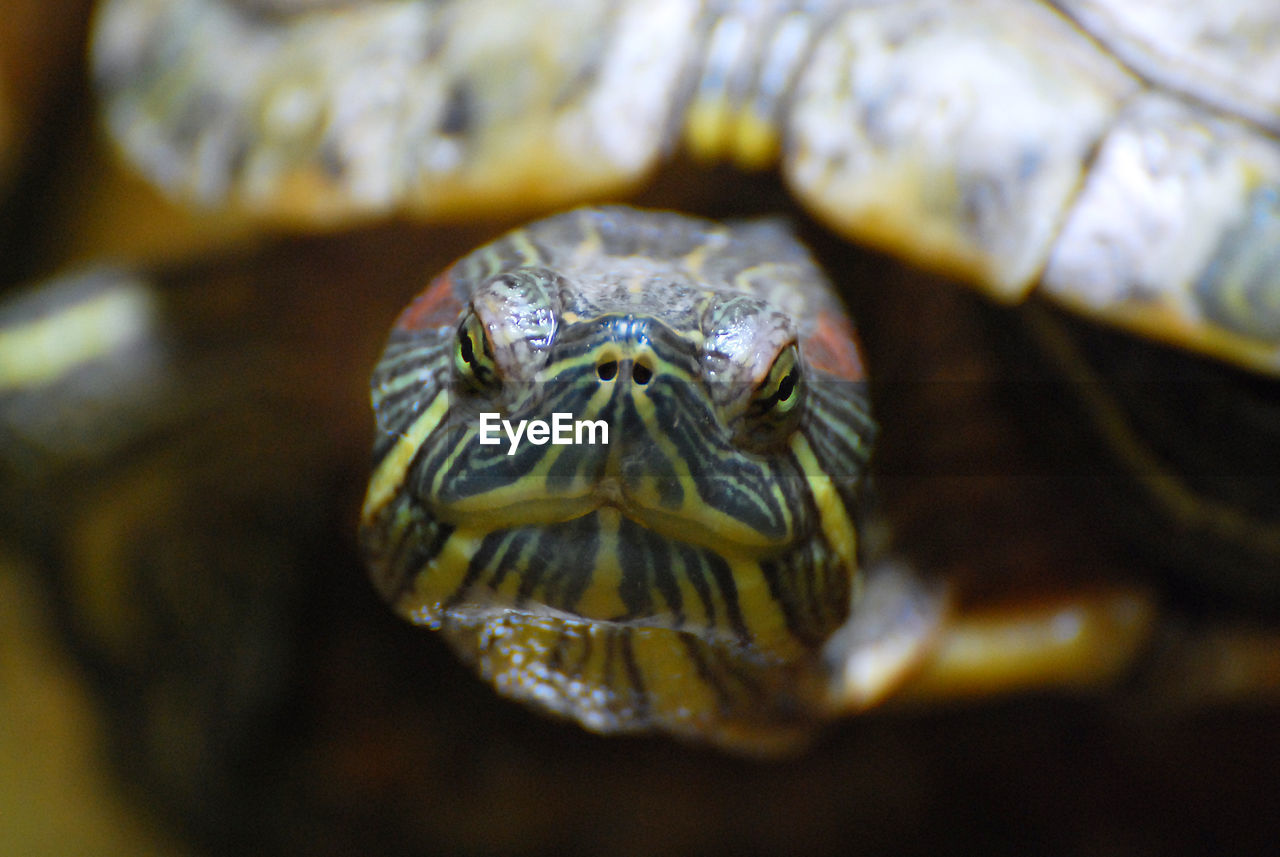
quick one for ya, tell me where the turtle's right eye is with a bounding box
[454,311,500,391]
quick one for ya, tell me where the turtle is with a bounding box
[2,0,1280,854]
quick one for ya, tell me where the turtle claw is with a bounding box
[821,557,951,713]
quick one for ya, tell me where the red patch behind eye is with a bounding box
[802,309,866,382]
[395,268,465,333]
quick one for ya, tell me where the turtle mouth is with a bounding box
[443,474,790,558]
[586,480,708,547]
[591,477,627,510]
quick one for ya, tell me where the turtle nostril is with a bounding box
[597,360,618,381]
[632,363,652,385]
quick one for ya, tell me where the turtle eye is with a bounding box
[454,311,500,390]
[749,343,802,419]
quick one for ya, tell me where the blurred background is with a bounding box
[2,3,1278,856]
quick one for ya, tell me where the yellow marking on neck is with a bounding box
[789,432,859,581]
[362,390,448,518]
[398,527,487,624]
[572,507,629,619]
[724,554,807,660]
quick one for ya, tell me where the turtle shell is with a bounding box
[92,0,1280,372]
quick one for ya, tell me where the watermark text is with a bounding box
[479,412,609,455]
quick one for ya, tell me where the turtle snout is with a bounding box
[596,357,654,385]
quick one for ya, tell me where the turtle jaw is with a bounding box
[591,475,800,557]
[390,478,855,757]
[438,469,800,560]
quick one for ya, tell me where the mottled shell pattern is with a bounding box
[359,206,879,752]
[94,0,1280,372]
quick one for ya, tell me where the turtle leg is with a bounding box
[825,568,1280,711]
[893,584,1157,704]
[819,561,1160,712]
[0,234,470,842]
[0,268,337,830]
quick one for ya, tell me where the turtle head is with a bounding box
[360,208,875,752]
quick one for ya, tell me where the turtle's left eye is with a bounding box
[749,344,802,418]
[454,311,500,391]
[736,343,803,451]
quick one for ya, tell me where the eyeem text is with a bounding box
[478,412,609,455]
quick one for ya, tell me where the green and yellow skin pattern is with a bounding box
[360,206,875,752]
